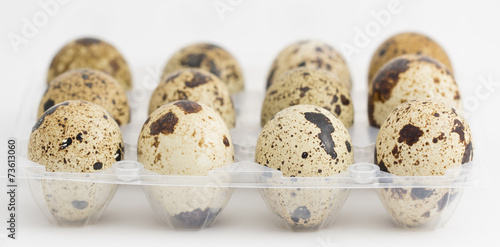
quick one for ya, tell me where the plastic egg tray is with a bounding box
[16,78,481,231]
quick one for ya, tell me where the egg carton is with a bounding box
[14,82,482,231]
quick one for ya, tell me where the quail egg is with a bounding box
[368,32,453,83]
[162,43,244,94]
[266,40,351,90]
[47,37,132,90]
[368,54,462,128]
[28,100,124,224]
[40,68,130,126]
[256,105,353,230]
[138,100,234,228]
[149,68,235,128]
[376,98,473,227]
[261,67,353,128]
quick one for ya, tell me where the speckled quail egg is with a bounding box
[368,54,462,128]
[376,98,473,227]
[266,40,351,90]
[39,68,130,126]
[261,67,353,128]
[29,100,125,173]
[256,105,353,229]
[162,43,244,94]
[368,32,453,83]
[138,100,234,175]
[47,37,132,90]
[149,68,235,129]
[28,100,124,224]
[138,100,234,228]
[257,105,353,176]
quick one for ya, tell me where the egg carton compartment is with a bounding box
[14,77,483,231]
[18,143,480,231]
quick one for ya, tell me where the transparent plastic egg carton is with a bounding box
[15,81,482,231]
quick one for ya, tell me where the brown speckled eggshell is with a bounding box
[261,67,353,128]
[162,43,244,94]
[47,38,132,90]
[368,54,462,128]
[39,68,130,126]
[375,98,471,227]
[266,40,351,90]
[149,68,235,128]
[256,105,353,177]
[376,98,473,176]
[368,32,453,83]
[138,100,234,176]
[28,100,124,173]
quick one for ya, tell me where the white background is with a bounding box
[1,0,500,246]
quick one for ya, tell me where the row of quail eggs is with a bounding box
[367,33,473,227]
[28,38,241,225]
[255,33,473,229]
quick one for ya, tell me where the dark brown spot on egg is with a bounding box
[176,90,188,100]
[391,145,399,158]
[43,99,55,112]
[268,90,277,95]
[76,38,101,46]
[93,162,103,170]
[76,133,83,142]
[302,72,310,77]
[301,152,308,159]
[410,188,434,200]
[434,113,440,117]
[115,147,123,161]
[185,71,212,88]
[297,61,306,67]
[60,137,72,149]
[462,142,473,164]
[340,95,350,105]
[174,100,202,114]
[85,82,93,88]
[454,91,461,100]
[371,58,411,102]
[150,111,178,135]
[421,211,431,218]
[331,95,338,104]
[81,74,89,80]
[154,153,161,164]
[304,112,337,160]
[397,124,424,146]
[334,105,341,115]
[181,53,206,67]
[434,77,439,83]
[209,60,221,77]
[103,114,108,119]
[223,136,230,147]
[315,46,323,52]
[451,119,466,143]
[144,116,151,125]
[109,59,119,71]
[379,48,386,56]
[345,141,351,153]
[299,86,310,97]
